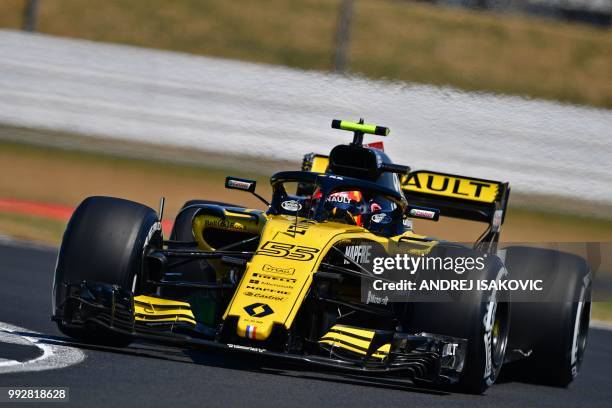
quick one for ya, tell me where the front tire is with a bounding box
[53,196,160,346]
[406,246,510,394]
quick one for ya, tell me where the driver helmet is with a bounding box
[313,190,380,227]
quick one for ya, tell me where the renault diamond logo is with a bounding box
[244,303,274,318]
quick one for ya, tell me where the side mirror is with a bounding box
[406,205,440,221]
[225,176,270,206]
[225,176,257,193]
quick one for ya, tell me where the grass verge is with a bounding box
[2,135,611,244]
[0,212,66,245]
[592,302,612,322]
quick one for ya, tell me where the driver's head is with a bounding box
[320,190,367,226]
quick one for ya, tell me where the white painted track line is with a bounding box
[0,321,85,375]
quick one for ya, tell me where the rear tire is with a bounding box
[53,196,160,346]
[504,246,592,386]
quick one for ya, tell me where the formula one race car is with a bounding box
[52,119,592,394]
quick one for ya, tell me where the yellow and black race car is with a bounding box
[52,120,592,394]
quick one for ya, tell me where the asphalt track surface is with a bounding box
[1,240,611,407]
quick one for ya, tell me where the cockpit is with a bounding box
[269,171,407,236]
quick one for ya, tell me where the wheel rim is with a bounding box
[491,302,509,368]
[576,300,591,369]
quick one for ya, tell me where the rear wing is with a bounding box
[301,153,510,250]
[401,170,509,225]
[402,170,509,251]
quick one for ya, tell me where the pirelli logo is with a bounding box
[252,272,297,284]
[262,264,295,275]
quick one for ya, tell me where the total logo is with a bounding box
[344,244,372,265]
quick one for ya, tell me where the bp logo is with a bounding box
[243,303,274,318]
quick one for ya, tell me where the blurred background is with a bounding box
[0,1,611,317]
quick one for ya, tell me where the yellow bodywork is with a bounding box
[130,156,495,344]
[223,214,437,341]
[134,295,196,326]
[309,155,330,174]
[192,207,266,279]
[148,177,440,342]
[319,324,391,360]
[402,171,499,203]
[192,207,265,252]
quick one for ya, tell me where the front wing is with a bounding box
[53,280,467,385]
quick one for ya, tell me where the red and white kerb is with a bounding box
[246,325,257,339]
